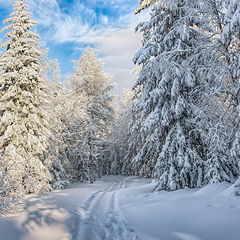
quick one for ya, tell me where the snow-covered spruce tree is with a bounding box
[222,0,240,193]
[61,85,87,182]
[56,74,91,183]
[0,0,52,194]
[199,0,239,184]
[224,0,240,167]
[121,68,142,176]
[44,60,71,189]
[69,47,114,183]
[110,89,134,175]
[129,0,211,190]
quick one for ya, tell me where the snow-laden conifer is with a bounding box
[69,47,114,183]
[222,0,240,193]
[0,0,51,194]
[129,0,209,190]
[200,0,239,184]
[45,60,71,189]
[110,89,134,175]
[224,0,240,164]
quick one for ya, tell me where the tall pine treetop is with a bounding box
[71,46,112,98]
[1,0,43,85]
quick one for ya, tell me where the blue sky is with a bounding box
[0,0,149,96]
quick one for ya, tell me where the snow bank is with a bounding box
[119,180,240,240]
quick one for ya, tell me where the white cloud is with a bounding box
[29,0,63,27]
[1,0,149,97]
[28,0,149,95]
[72,12,149,96]
[79,26,143,96]
[0,0,13,8]
[100,15,108,24]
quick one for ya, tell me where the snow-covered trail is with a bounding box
[83,177,124,213]
[0,175,140,240]
[77,176,137,240]
[1,175,240,240]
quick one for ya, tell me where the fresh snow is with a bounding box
[0,175,240,240]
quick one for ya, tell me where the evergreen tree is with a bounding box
[129,0,239,188]
[0,0,51,194]
[45,60,71,189]
[128,0,210,190]
[223,0,240,193]
[69,47,114,183]
[110,89,134,174]
[224,0,240,165]
[202,0,239,184]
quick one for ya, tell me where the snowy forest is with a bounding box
[0,0,240,239]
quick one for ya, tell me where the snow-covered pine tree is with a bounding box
[129,0,210,190]
[45,60,71,189]
[69,47,114,183]
[200,0,239,184]
[121,67,144,176]
[222,0,240,193]
[0,0,52,194]
[110,89,134,175]
[224,0,240,165]
[57,75,89,182]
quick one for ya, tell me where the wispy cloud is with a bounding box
[73,12,149,96]
[29,0,114,38]
[78,25,143,95]
[0,0,13,8]
[1,0,149,95]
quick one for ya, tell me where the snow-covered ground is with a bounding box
[0,175,240,240]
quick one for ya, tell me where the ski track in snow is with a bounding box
[77,177,138,240]
[1,176,240,240]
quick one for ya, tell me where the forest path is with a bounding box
[77,175,138,240]
[0,175,142,240]
[0,176,239,240]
